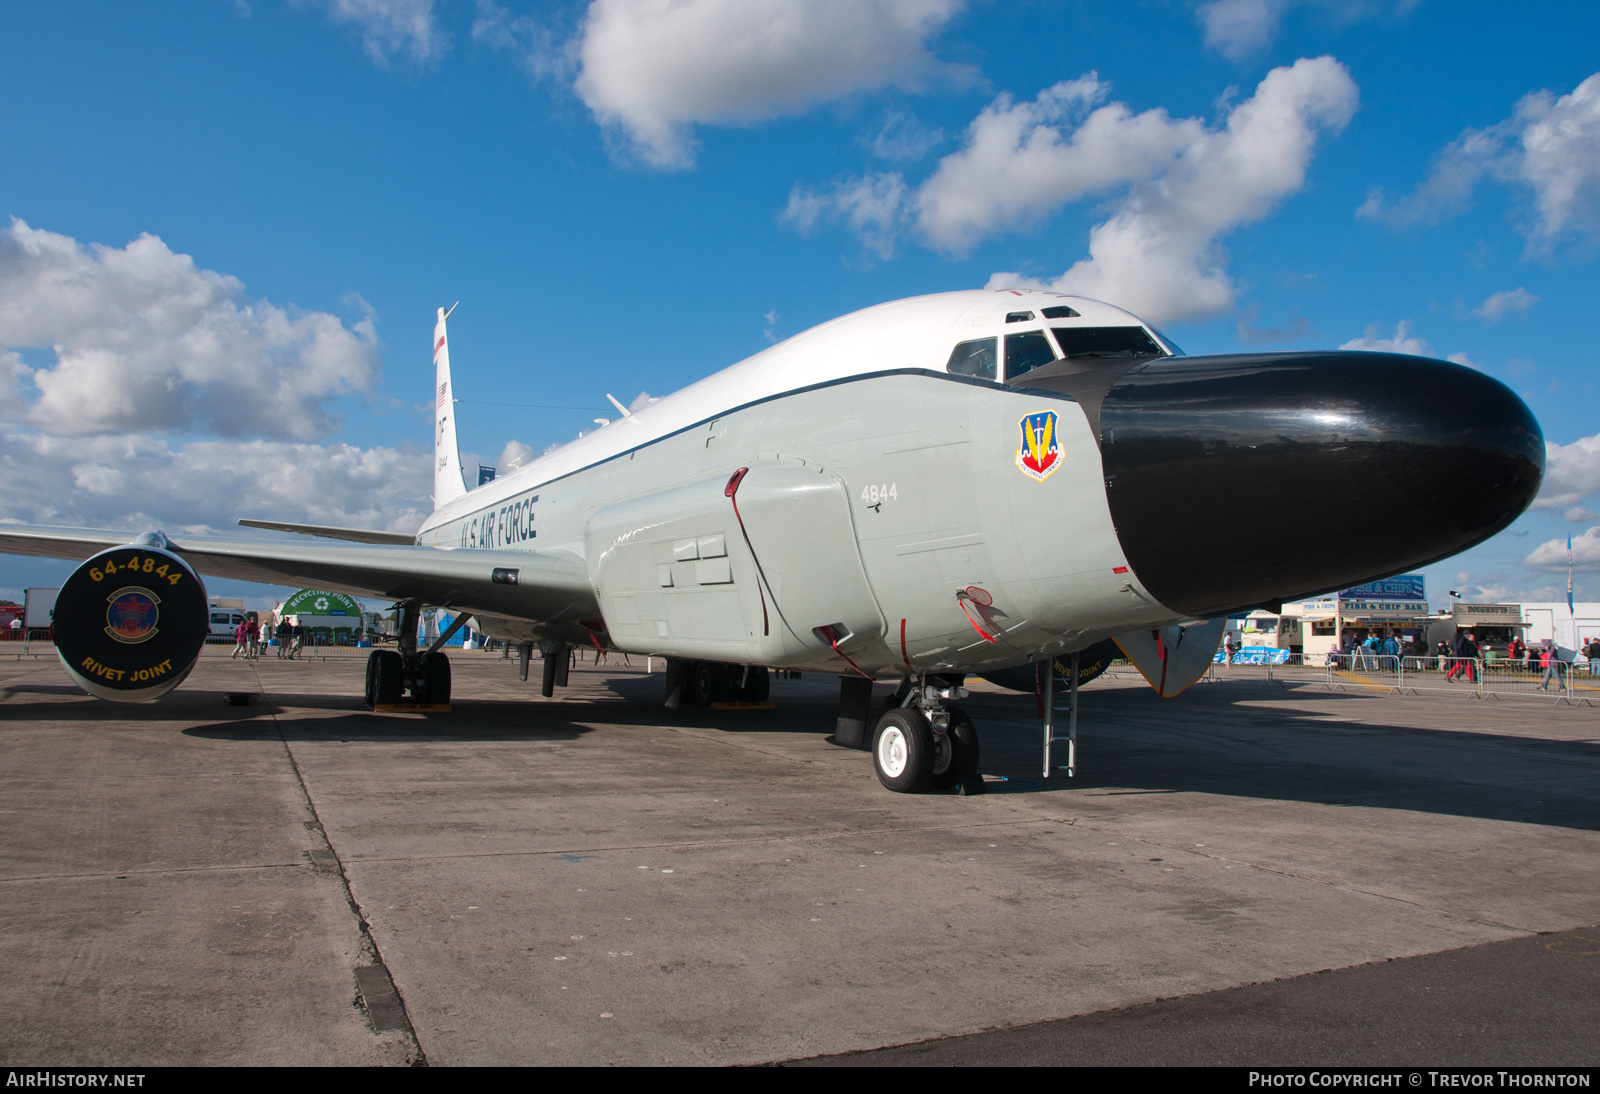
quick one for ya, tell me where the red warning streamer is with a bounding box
[956,587,999,643]
[724,468,768,637]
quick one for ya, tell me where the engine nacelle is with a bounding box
[54,537,209,702]
[979,638,1121,694]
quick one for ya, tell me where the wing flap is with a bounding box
[236,519,417,545]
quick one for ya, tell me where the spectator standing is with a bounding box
[290,619,306,659]
[1538,640,1562,691]
[276,616,292,658]
[246,616,260,659]
[231,619,249,659]
[1446,633,1471,682]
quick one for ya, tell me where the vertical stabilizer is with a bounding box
[433,304,468,507]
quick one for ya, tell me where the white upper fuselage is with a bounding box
[419,289,1161,548]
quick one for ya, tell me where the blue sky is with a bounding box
[2,0,1598,611]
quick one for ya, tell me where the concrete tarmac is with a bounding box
[1,647,1596,1066]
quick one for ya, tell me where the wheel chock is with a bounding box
[951,774,987,796]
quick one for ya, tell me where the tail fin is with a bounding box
[433,303,468,507]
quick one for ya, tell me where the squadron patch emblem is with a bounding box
[1015,410,1062,482]
[105,587,160,644]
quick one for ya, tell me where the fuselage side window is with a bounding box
[1003,330,1058,381]
[1050,326,1168,359]
[947,337,998,381]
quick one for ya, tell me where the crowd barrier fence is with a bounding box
[10,628,1598,707]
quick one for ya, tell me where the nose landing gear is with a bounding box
[868,676,983,794]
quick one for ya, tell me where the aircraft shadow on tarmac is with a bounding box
[967,680,1600,834]
[10,672,1596,833]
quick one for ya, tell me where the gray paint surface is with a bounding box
[431,370,1166,673]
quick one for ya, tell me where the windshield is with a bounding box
[1004,331,1058,380]
[1050,326,1168,359]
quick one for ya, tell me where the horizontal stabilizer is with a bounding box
[237,519,416,545]
[1113,618,1225,698]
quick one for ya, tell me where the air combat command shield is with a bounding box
[1016,409,1061,482]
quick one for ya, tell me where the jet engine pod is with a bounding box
[979,639,1121,693]
[54,542,209,701]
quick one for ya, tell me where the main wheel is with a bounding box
[364,651,380,708]
[735,666,770,703]
[418,653,451,705]
[929,705,980,789]
[871,708,934,793]
[371,650,404,707]
[692,661,733,706]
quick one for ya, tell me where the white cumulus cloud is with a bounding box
[306,0,444,64]
[1338,319,1429,355]
[1525,526,1600,573]
[783,171,911,260]
[573,0,969,168]
[1359,72,1600,255]
[1198,0,1288,60]
[0,220,381,441]
[472,0,571,81]
[788,57,1358,324]
[1531,433,1600,512]
[495,439,537,471]
[1473,287,1539,322]
[1196,1,1421,61]
[914,74,1199,254]
[0,432,429,535]
[984,58,1358,324]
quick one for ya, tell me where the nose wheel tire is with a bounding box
[929,705,980,789]
[872,708,934,793]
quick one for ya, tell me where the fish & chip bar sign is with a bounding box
[1299,575,1427,616]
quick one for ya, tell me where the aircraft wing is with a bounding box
[0,523,596,624]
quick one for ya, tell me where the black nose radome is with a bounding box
[1095,352,1544,619]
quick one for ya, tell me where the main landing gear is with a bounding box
[364,601,454,709]
[837,675,982,794]
[662,659,771,708]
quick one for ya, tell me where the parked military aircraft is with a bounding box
[0,289,1544,792]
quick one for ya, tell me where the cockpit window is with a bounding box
[1004,331,1058,380]
[947,337,998,381]
[1050,326,1168,359]
[1041,305,1080,319]
[1005,310,1035,323]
